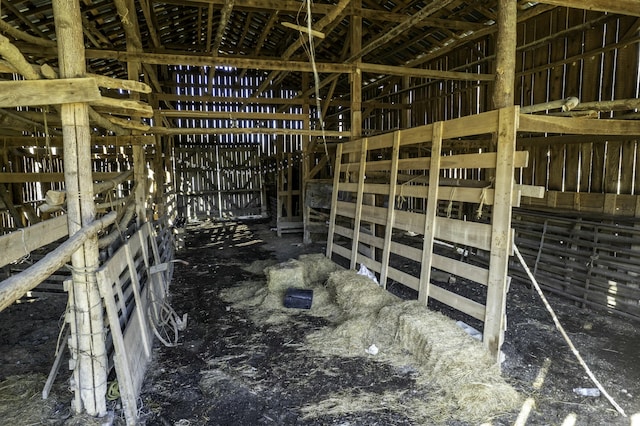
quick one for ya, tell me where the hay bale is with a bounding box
[328,270,399,318]
[298,253,341,285]
[265,259,306,294]
[222,252,520,423]
[242,259,278,275]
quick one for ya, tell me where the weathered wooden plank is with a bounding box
[418,122,443,304]
[0,211,116,312]
[0,172,127,183]
[483,106,518,361]
[518,114,640,135]
[342,151,529,172]
[385,266,486,321]
[337,224,490,286]
[0,78,101,107]
[350,138,369,269]
[325,143,343,258]
[159,110,307,120]
[0,216,68,268]
[335,201,497,251]
[379,132,401,288]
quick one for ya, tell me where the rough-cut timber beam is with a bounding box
[492,0,517,109]
[361,63,494,81]
[0,135,154,147]
[81,49,491,81]
[138,0,161,48]
[0,78,101,107]
[82,49,353,73]
[161,0,334,14]
[0,172,128,183]
[0,211,117,313]
[535,0,640,17]
[358,9,486,31]
[90,96,154,117]
[114,0,144,50]
[0,19,57,47]
[151,127,350,137]
[52,0,107,417]
[211,0,234,54]
[0,34,41,79]
[159,110,307,120]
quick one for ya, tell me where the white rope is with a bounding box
[514,245,627,417]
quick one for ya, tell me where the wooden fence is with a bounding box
[95,220,174,425]
[327,107,526,361]
[327,106,640,360]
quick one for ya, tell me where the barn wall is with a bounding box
[361,9,640,216]
[167,66,307,221]
[0,142,136,233]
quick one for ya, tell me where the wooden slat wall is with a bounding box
[511,208,640,320]
[327,107,524,361]
[0,143,135,232]
[174,143,264,220]
[359,10,639,218]
[514,11,640,208]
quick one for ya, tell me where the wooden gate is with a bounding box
[175,144,265,220]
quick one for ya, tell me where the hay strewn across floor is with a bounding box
[222,253,521,424]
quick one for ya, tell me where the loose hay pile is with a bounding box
[0,374,68,424]
[221,254,521,423]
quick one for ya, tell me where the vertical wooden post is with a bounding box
[484,106,518,363]
[350,0,362,141]
[418,122,443,305]
[350,138,368,269]
[325,143,343,258]
[401,76,411,129]
[52,0,107,417]
[486,0,517,364]
[492,0,517,110]
[302,73,312,244]
[379,131,401,288]
[151,97,164,220]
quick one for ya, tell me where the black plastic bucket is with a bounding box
[284,288,313,309]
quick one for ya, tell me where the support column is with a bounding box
[350,0,362,141]
[492,0,517,110]
[52,0,107,416]
[485,0,518,364]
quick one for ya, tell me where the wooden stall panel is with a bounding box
[96,221,173,425]
[327,107,524,361]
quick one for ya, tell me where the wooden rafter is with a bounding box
[535,0,640,17]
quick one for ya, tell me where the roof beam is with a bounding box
[81,48,492,80]
[347,0,456,62]
[358,9,486,31]
[534,0,640,17]
[158,0,334,14]
[211,0,235,54]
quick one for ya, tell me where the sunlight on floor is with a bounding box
[514,357,552,425]
[560,412,577,426]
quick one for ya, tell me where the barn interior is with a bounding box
[0,0,639,424]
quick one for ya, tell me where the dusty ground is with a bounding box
[0,218,638,425]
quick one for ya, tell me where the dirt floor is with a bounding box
[0,218,639,425]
